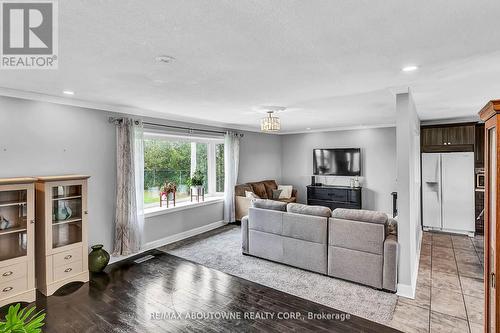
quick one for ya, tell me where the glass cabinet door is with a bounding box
[0,189,28,261]
[51,185,83,249]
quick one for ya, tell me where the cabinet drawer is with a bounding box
[0,276,27,299]
[0,262,27,284]
[348,190,361,204]
[308,187,347,201]
[53,260,82,281]
[308,199,360,211]
[53,248,82,268]
[307,187,330,200]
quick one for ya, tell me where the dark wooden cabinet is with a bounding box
[475,124,485,168]
[421,123,475,152]
[421,127,443,148]
[479,100,500,332]
[307,185,362,210]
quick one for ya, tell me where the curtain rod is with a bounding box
[109,117,243,137]
[143,122,228,135]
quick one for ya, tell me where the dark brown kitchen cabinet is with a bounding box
[421,123,475,152]
[421,127,443,147]
[475,124,485,168]
[445,125,475,145]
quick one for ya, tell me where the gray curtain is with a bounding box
[223,132,240,222]
[113,118,144,256]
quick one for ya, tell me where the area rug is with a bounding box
[159,225,397,324]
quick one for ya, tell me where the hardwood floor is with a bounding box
[0,250,400,332]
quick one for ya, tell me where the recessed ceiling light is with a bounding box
[402,65,418,72]
[306,127,311,130]
[155,55,175,63]
[63,90,75,95]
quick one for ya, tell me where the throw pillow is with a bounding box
[245,191,260,199]
[251,182,268,199]
[271,189,282,199]
[278,185,293,199]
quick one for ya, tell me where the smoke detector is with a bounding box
[155,55,175,63]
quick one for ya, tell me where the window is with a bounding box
[143,132,224,208]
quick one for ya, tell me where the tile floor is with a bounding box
[388,231,484,333]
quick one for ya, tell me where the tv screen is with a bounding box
[313,148,361,176]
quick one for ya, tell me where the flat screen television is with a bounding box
[313,148,361,176]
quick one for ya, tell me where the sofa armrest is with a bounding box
[241,215,249,254]
[235,196,252,221]
[383,234,398,292]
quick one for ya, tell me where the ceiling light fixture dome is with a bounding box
[261,111,281,132]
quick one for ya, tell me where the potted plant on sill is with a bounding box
[160,181,177,208]
[189,169,205,202]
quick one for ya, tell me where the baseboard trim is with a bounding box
[144,220,227,250]
[109,220,227,264]
[396,283,414,299]
[397,229,423,299]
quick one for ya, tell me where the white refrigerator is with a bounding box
[422,152,475,235]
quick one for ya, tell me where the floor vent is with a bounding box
[133,254,155,264]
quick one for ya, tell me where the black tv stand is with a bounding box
[307,185,362,210]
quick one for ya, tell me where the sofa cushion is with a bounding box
[251,199,287,212]
[250,182,268,199]
[331,208,388,224]
[262,180,278,199]
[235,183,253,197]
[282,212,328,244]
[287,203,331,218]
[249,230,284,262]
[283,237,327,274]
[329,218,385,255]
[249,207,283,234]
[278,197,296,204]
[328,246,383,289]
[245,191,260,199]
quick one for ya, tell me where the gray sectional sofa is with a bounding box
[241,199,399,292]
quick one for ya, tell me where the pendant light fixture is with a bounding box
[260,111,281,132]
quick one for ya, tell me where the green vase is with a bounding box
[88,244,110,273]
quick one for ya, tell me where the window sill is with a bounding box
[144,197,224,218]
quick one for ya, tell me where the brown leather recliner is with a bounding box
[234,179,297,221]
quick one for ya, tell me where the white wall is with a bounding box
[238,131,282,184]
[0,97,117,253]
[396,91,422,298]
[144,202,223,243]
[0,96,282,257]
[280,127,397,214]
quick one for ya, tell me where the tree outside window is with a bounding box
[143,135,224,207]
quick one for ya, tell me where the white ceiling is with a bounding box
[1,0,500,133]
